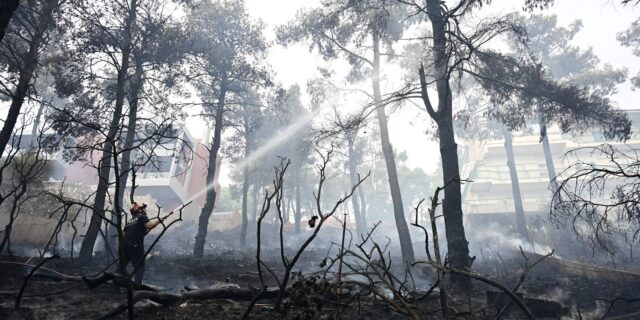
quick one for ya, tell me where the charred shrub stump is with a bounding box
[245,149,369,318]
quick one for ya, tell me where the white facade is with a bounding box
[460,110,640,221]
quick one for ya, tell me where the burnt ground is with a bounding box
[0,249,410,320]
[1,247,640,320]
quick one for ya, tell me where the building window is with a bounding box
[141,155,172,173]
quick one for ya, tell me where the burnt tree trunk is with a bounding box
[193,83,227,258]
[79,0,138,261]
[502,127,529,240]
[240,156,249,247]
[0,182,28,254]
[347,134,364,237]
[538,107,559,195]
[32,99,46,137]
[283,190,289,222]
[110,101,135,320]
[372,32,414,264]
[419,0,473,287]
[116,57,143,216]
[357,185,367,230]
[0,224,11,253]
[241,107,254,246]
[436,117,472,278]
[0,0,19,43]
[251,183,258,224]
[0,0,57,158]
[288,193,293,222]
[294,171,301,234]
[107,57,144,256]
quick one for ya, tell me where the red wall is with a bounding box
[187,141,222,208]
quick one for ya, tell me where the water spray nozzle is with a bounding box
[172,200,193,213]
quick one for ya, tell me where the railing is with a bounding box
[474,169,550,182]
[137,171,172,180]
[463,196,550,214]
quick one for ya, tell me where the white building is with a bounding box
[459,110,640,226]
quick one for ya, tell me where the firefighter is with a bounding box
[82,202,176,290]
[124,202,166,285]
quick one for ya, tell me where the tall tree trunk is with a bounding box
[283,197,288,222]
[116,57,143,216]
[251,183,258,224]
[106,56,144,257]
[436,117,472,272]
[79,0,138,261]
[0,190,25,254]
[241,109,253,246]
[0,0,19,43]
[193,84,227,258]
[347,134,364,236]
[240,156,249,247]
[357,185,367,230]
[294,171,301,234]
[109,105,134,320]
[0,0,56,158]
[288,194,293,222]
[372,32,414,264]
[502,127,529,240]
[32,99,46,137]
[421,0,472,287]
[0,181,29,254]
[538,106,558,195]
[0,224,11,253]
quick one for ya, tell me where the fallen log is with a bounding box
[32,273,83,282]
[526,252,640,282]
[607,311,640,320]
[0,260,84,281]
[83,272,160,292]
[136,286,280,305]
[98,286,281,320]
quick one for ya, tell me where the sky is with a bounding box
[0,1,635,189]
[194,0,638,186]
[22,0,625,186]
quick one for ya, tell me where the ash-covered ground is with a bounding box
[2,240,640,320]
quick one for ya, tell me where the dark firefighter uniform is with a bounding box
[124,203,150,286]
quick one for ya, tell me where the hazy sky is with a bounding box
[236,0,640,171]
[1,1,635,187]
[198,0,640,185]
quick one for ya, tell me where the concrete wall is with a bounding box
[461,110,640,217]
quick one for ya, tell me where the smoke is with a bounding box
[468,222,553,257]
